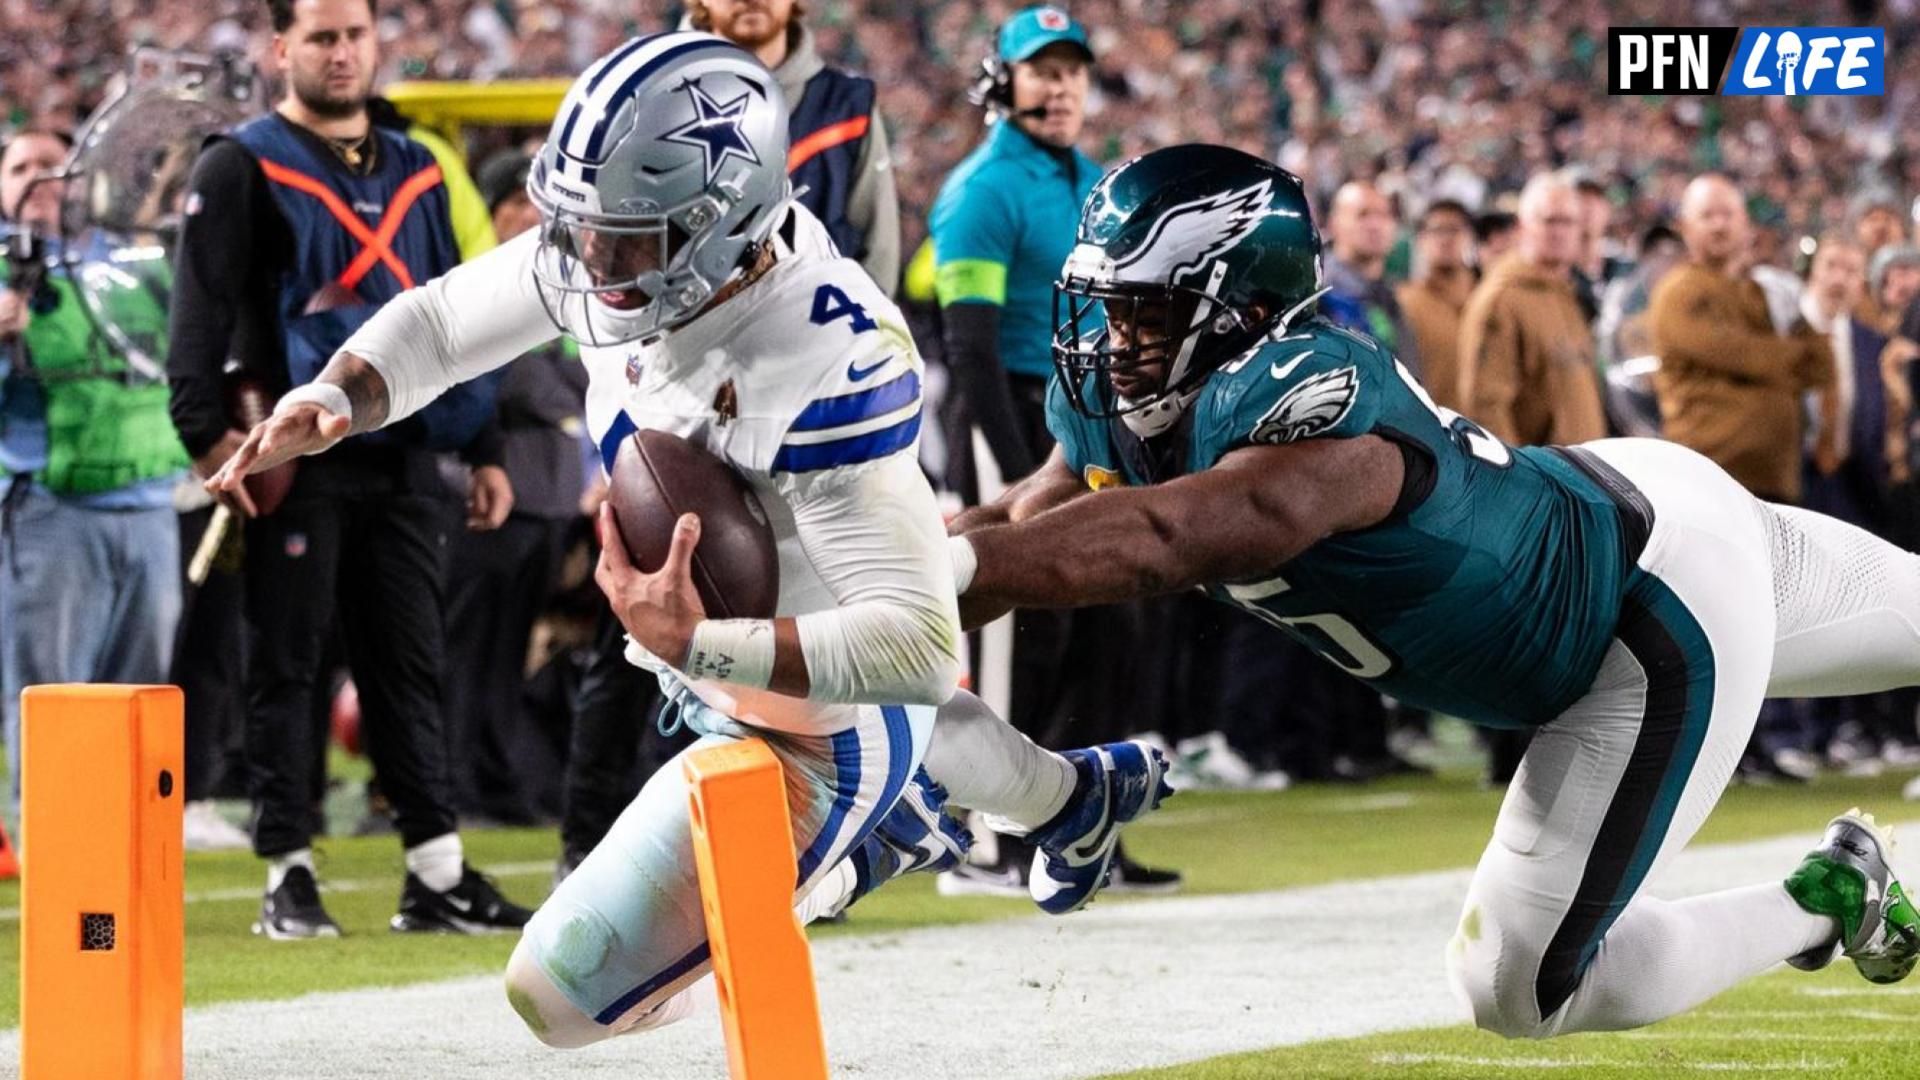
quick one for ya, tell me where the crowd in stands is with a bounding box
[9,1,1920,262]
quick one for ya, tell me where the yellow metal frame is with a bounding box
[383,79,572,148]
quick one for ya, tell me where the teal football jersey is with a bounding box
[1045,318,1638,729]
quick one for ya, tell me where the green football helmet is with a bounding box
[1052,144,1324,435]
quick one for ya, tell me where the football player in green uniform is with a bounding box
[946,144,1920,1038]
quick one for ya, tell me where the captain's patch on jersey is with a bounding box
[1251,365,1358,445]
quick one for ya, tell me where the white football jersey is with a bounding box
[343,204,957,733]
[576,206,924,617]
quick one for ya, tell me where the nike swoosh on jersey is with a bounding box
[848,356,892,381]
[1269,352,1313,381]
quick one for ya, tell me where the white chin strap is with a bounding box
[1121,386,1200,437]
[1119,260,1227,438]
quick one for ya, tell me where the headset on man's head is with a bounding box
[967,54,1014,115]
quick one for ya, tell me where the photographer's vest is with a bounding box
[228,114,496,450]
[787,69,875,264]
[1,262,187,496]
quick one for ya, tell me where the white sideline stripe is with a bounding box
[1375,1052,1840,1072]
[0,860,556,922]
[1328,792,1421,812]
[1696,1008,1912,1022]
[1619,1032,1911,1042]
[0,828,1911,1079]
[1795,984,1920,997]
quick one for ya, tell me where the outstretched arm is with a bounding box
[948,444,1091,533]
[960,434,1406,612]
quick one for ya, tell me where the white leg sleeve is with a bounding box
[1552,885,1834,1034]
[922,690,1076,830]
[1763,502,1920,698]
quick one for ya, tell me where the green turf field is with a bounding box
[2,761,1916,1077]
[1112,963,1920,1079]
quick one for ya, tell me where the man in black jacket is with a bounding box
[167,0,528,938]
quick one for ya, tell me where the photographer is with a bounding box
[0,127,191,811]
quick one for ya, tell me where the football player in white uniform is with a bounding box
[210,32,1171,1048]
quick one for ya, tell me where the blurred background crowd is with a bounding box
[6,0,1920,914]
[10,0,1920,274]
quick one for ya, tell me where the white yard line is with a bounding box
[1618,1031,1913,1042]
[1794,984,1920,997]
[1376,1052,1842,1071]
[0,829,1908,1079]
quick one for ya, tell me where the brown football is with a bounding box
[608,428,779,619]
[224,373,297,517]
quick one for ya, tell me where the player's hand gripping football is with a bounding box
[206,403,350,517]
[595,505,707,668]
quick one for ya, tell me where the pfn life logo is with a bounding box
[1609,27,1884,96]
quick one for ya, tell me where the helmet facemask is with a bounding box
[531,180,763,347]
[1053,258,1256,437]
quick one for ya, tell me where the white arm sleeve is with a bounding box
[341,229,559,425]
[787,454,965,706]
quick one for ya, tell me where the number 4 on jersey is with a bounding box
[809,284,877,334]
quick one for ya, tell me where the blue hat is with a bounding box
[998,5,1093,63]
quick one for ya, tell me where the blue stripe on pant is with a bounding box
[586,706,916,1027]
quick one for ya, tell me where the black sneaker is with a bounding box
[390,864,534,934]
[935,832,1031,898]
[1106,841,1183,895]
[254,865,343,940]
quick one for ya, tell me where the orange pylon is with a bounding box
[684,738,829,1080]
[20,684,184,1080]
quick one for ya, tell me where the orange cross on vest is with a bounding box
[256,157,444,294]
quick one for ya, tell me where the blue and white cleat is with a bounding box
[1025,741,1175,915]
[848,768,973,904]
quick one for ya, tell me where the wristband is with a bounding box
[949,534,979,595]
[622,635,671,674]
[685,619,776,688]
[277,382,352,426]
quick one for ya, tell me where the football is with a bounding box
[224,371,297,517]
[607,427,780,619]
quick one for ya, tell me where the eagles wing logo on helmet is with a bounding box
[1112,179,1272,286]
[1251,366,1358,445]
[661,77,763,185]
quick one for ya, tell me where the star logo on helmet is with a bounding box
[662,77,761,185]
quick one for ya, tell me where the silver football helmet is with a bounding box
[530,32,792,345]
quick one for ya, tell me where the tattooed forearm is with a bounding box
[319,352,392,434]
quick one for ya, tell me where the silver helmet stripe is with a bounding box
[553,36,655,161]
[559,35,733,165]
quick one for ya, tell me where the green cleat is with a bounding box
[1785,808,1920,984]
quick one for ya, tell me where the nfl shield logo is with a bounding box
[1038,7,1070,30]
[625,353,643,385]
[285,532,308,559]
